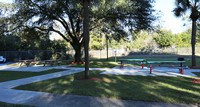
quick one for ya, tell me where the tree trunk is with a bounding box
[106,35,109,61]
[191,20,196,66]
[83,0,90,79]
[71,42,82,62]
[74,46,82,62]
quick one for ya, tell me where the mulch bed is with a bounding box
[65,61,85,64]
[71,61,85,64]
[76,77,111,83]
[192,79,200,84]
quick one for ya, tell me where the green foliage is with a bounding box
[127,31,154,50]
[174,32,191,47]
[0,34,21,51]
[51,40,70,50]
[154,29,175,48]
[2,0,155,61]
[90,32,105,50]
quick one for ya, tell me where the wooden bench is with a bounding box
[19,60,33,67]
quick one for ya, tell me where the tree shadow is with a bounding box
[13,70,200,105]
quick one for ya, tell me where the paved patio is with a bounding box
[1,64,199,77]
[100,66,200,77]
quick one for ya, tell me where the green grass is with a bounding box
[192,72,200,77]
[0,69,66,82]
[0,101,32,107]
[8,62,63,66]
[14,70,200,105]
[70,60,118,68]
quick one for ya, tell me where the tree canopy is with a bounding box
[3,0,155,61]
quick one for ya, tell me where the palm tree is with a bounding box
[173,0,200,66]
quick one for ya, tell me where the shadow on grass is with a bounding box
[13,71,200,105]
[69,60,118,68]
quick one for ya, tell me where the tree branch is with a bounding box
[57,16,75,40]
[51,27,71,42]
[89,18,104,31]
[31,26,71,42]
[66,8,76,37]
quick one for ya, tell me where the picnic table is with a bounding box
[43,60,61,67]
[118,59,146,69]
[19,59,33,67]
[147,61,186,74]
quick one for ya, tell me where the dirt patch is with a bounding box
[192,79,200,84]
[76,77,111,83]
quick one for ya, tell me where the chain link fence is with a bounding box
[89,47,200,59]
[0,49,75,62]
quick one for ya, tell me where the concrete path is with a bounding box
[0,65,199,107]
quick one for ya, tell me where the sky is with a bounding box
[0,0,189,34]
[153,0,189,34]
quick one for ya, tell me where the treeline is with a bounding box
[89,28,200,51]
[0,33,70,51]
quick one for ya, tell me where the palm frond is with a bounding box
[174,0,192,17]
[173,6,185,17]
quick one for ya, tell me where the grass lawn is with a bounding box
[8,60,118,68]
[192,72,200,77]
[0,101,32,107]
[14,70,200,105]
[70,60,118,68]
[0,69,67,82]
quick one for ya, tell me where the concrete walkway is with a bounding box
[0,65,199,107]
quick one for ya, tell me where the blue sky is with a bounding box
[154,0,188,34]
[1,0,189,34]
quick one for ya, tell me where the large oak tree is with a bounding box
[4,0,155,63]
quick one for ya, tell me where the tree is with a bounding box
[90,32,104,50]
[173,0,200,66]
[154,29,175,48]
[6,0,155,62]
[4,0,155,79]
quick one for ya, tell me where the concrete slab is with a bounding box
[101,66,198,77]
[0,88,44,104]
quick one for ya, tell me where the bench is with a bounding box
[19,60,33,67]
[118,59,146,69]
[147,61,186,74]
